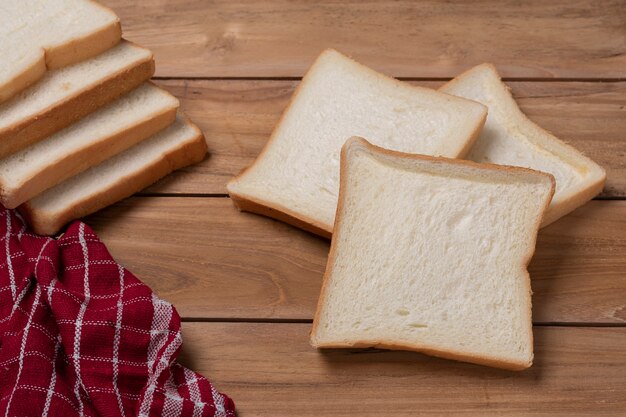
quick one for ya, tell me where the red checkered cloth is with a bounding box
[0,209,235,416]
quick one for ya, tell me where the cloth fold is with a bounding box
[0,209,235,416]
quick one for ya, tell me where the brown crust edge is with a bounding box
[540,173,605,227]
[229,193,332,239]
[1,100,178,209]
[440,63,606,228]
[309,136,556,371]
[227,48,487,238]
[0,56,47,104]
[226,49,339,238]
[44,1,122,69]
[0,41,155,158]
[0,1,122,102]
[20,119,207,236]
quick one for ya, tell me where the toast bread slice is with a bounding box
[227,49,487,237]
[21,115,207,236]
[310,137,555,370]
[0,41,154,158]
[440,64,605,226]
[0,83,179,208]
[0,0,121,102]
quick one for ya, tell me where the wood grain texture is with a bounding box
[73,3,626,414]
[102,0,626,78]
[86,198,626,324]
[145,79,626,197]
[180,322,626,416]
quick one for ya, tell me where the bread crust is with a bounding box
[20,120,208,236]
[44,1,122,69]
[0,56,47,104]
[0,0,122,102]
[0,97,178,209]
[541,174,604,227]
[0,41,154,159]
[229,193,332,239]
[309,137,556,371]
[440,63,606,228]
[227,49,487,238]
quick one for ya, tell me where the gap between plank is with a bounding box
[180,317,312,324]
[136,192,230,198]
[179,317,626,327]
[135,194,626,201]
[153,76,626,83]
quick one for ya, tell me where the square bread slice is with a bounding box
[0,41,154,158]
[0,83,179,209]
[227,49,487,238]
[310,137,555,370]
[20,115,207,236]
[0,0,121,102]
[440,64,606,227]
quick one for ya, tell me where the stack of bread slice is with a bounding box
[1,1,207,235]
[227,50,606,370]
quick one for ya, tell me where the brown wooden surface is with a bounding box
[142,79,626,197]
[102,0,626,79]
[89,198,626,324]
[179,323,626,416]
[85,1,626,415]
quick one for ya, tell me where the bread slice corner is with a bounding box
[0,40,155,158]
[0,0,122,102]
[227,49,487,237]
[20,115,207,236]
[310,137,555,370]
[0,82,179,209]
[440,63,606,227]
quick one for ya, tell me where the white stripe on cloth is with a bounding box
[15,211,27,240]
[112,264,126,417]
[138,332,183,417]
[162,375,183,417]
[211,385,229,417]
[2,282,30,325]
[73,223,91,416]
[137,294,175,417]
[146,294,173,370]
[5,209,16,301]
[5,238,51,415]
[46,277,58,305]
[4,284,42,416]
[183,367,204,417]
[42,336,62,417]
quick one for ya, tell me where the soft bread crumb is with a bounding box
[440,64,605,227]
[310,137,555,371]
[228,49,487,236]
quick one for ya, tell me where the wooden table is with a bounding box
[97,1,626,415]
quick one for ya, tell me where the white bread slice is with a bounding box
[227,49,487,238]
[0,83,179,209]
[310,137,555,371]
[0,0,121,102]
[0,41,154,158]
[20,115,207,236]
[440,64,606,227]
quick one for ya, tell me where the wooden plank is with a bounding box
[102,0,626,79]
[87,198,626,324]
[147,79,626,197]
[180,322,626,416]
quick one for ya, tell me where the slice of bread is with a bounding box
[227,49,487,238]
[0,41,154,159]
[20,115,207,236]
[0,83,179,209]
[0,0,121,102]
[440,64,606,227]
[310,137,555,370]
